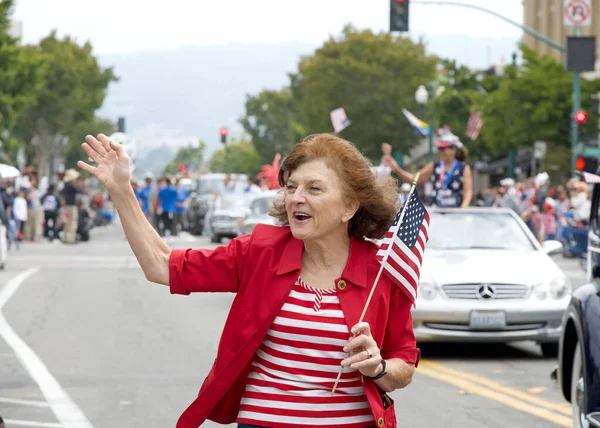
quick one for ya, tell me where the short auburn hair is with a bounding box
[270,133,399,239]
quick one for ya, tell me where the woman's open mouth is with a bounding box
[293,212,312,223]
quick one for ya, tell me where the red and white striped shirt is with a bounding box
[237,277,373,428]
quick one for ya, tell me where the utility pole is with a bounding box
[508,52,518,178]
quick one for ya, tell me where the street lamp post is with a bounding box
[415,85,432,157]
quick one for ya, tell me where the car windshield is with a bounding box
[197,178,223,194]
[427,211,536,252]
[218,194,253,209]
[179,179,194,192]
[197,177,247,194]
[251,196,275,216]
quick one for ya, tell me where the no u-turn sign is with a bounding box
[564,0,592,27]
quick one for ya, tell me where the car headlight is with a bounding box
[533,277,571,300]
[549,277,571,299]
[418,282,438,300]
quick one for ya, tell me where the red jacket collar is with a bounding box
[276,233,369,288]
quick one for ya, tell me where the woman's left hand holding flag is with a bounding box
[341,322,383,378]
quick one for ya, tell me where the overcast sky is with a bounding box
[13,0,524,54]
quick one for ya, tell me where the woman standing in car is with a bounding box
[384,128,473,208]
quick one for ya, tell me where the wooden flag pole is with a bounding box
[331,173,420,395]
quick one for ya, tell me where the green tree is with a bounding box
[239,88,304,164]
[480,44,600,157]
[65,116,116,170]
[293,25,438,160]
[430,59,502,160]
[0,0,46,158]
[162,141,206,176]
[16,31,117,177]
[208,139,263,176]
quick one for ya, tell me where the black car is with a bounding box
[556,179,600,428]
[186,193,213,235]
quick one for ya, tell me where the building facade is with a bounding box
[523,0,600,69]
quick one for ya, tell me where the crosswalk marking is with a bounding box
[3,419,63,427]
[0,397,50,407]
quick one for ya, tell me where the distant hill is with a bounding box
[134,145,176,178]
[96,34,521,162]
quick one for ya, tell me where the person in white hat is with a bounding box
[499,178,521,214]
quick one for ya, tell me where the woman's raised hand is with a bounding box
[383,154,398,169]
[77,134,131,195]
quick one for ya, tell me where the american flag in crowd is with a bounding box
[466,112,483,141]
[376,191,430,304]
[581,171,600,184]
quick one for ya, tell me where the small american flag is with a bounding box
[466,112,483,141]
[581,171,600,184]
[376,191,430,304]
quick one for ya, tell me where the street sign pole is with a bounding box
[562,0,593,176]
[572,26,581,177]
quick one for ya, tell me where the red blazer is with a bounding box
[169,224,420,428]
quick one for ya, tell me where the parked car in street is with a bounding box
[186,173,247,235]
[239,190,280,235]
[555,179,600,428]
[208,192,255,243]
[414,207,570,357]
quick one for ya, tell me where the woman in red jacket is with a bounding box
[78,133,420,428]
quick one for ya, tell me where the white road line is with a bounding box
[0,268,93,428]
[3,419,63,427]
[0,397,50,407]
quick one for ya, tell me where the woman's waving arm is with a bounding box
[78,134,171,285]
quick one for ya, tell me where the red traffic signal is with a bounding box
[575,110,587,123]
[178,163,185,171]
[219,127,228,136]
[576,157,586,171]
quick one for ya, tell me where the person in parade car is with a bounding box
[384,127,473,208]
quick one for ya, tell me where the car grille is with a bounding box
[212,215,232,222]
[441,283,530,300]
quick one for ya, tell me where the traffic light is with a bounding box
[575,110,587,132]
[390,0,410,32]
[576,156,599,174]
[220,127,228,144]
[117,117,126,133]
[178,163,185,171]
[575,110,587,124]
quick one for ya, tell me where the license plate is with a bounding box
[469,311,506,329]
[213,221,234,229]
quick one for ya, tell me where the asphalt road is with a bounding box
[0,225,587,428]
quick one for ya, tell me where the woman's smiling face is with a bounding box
[284,160,357,242]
